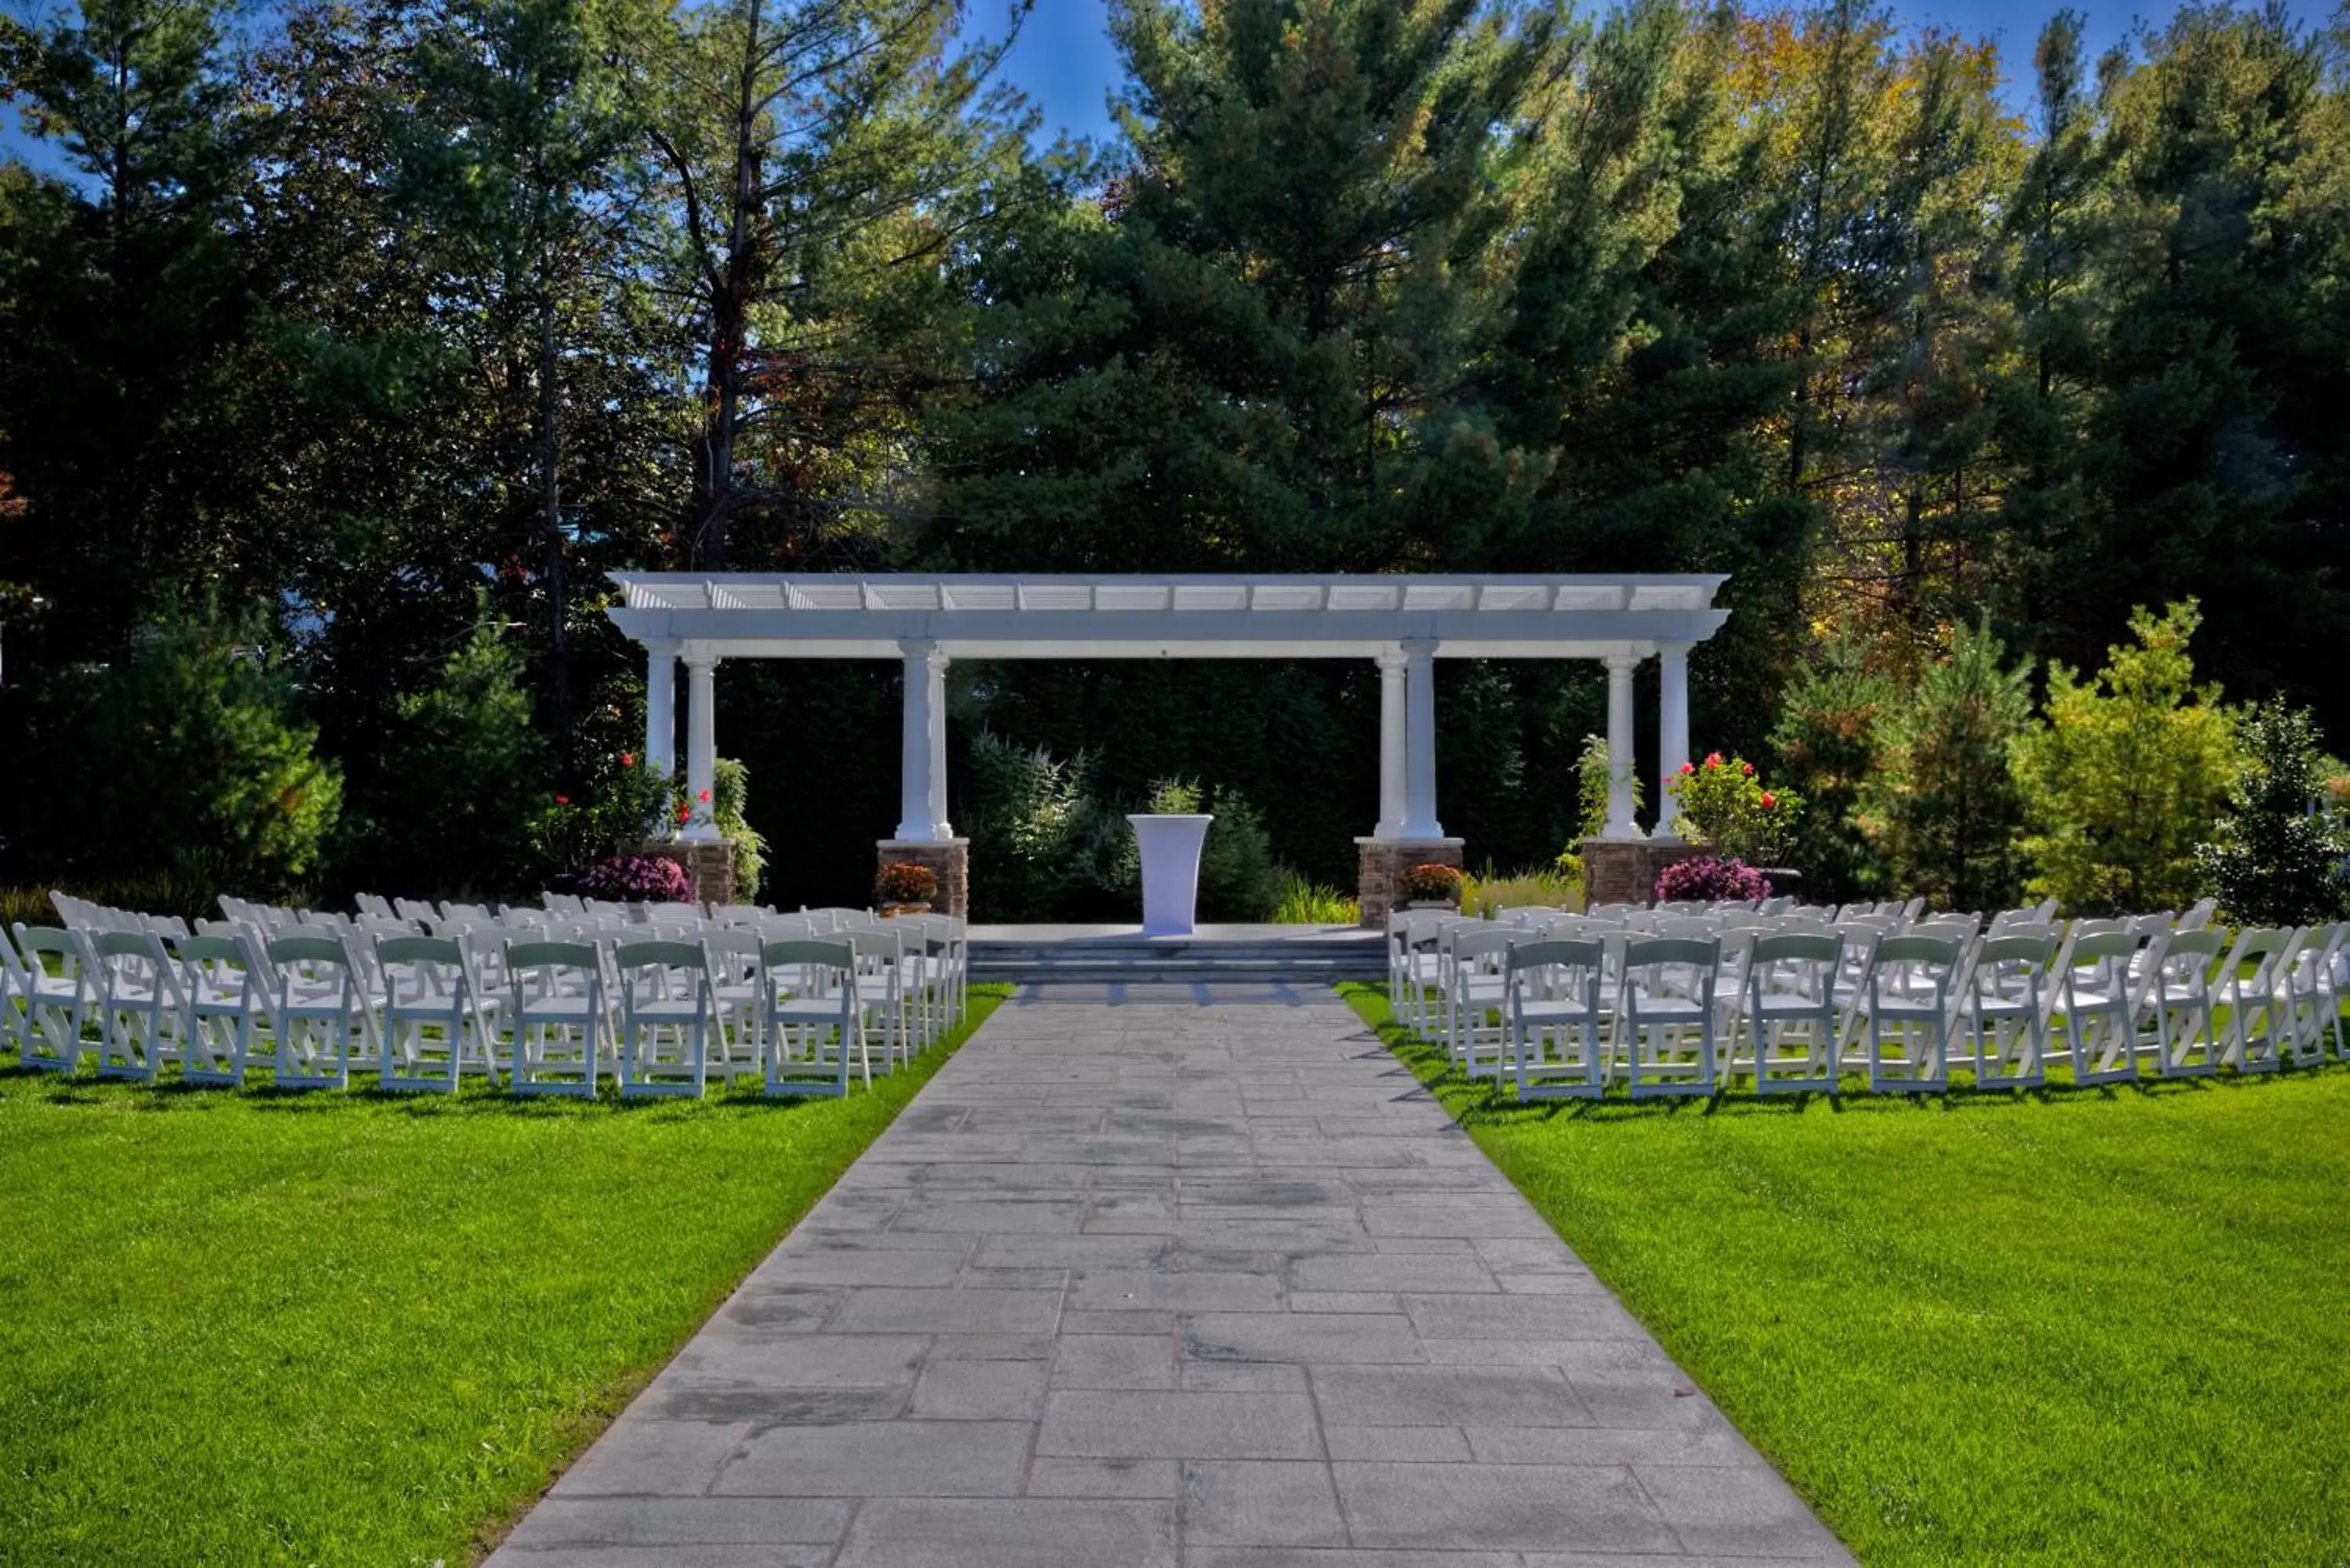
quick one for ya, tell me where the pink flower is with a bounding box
[554,793,570,806]
[1759,792,1777,810]
[699,789,710,803]
[1741,761,1754,776]
[1705,751,1723,768]
[620,752,635,768]
[1679,761,1696,775]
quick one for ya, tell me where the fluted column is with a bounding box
[1398,639,1443,839]
[1375,650,1407,838]
[682,653,719,841]
[1654,642,1691,840]
[1601,653,1643,840]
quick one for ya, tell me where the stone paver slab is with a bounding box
[488,989,1850,1567]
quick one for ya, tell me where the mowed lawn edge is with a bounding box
[1336,982,2350,1566]
[0,986,1008,1567]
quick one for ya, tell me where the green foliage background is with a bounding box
[2,0,2345,911]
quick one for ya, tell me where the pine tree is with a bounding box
[1859,617,2033,911]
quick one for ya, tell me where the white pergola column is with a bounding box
[1375,650,1407,838]
[896,638,945,843]
[682,652,719,841]
[644,641,678,779]
[1601,653,1643,840]
[1399,639,1442,839]
[1654,642,1691,841]
[927,648,953,839]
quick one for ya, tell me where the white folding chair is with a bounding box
[760,938,870,1097]
[506,940,609,1097]
[1741,932,1845,1095]
[1859,934,1965,1093]
[1506,938,1606,1100]
[374,934,499,1093]
[262,933,363,1089]
[87,929,186,1083]
[2139,929,2220,1077]
[615,939,714,1097]
[1957,933,2055,1089]
[2215,927,2295,1074]
[11,925,93,1072]
[1618,936,1721,1099]
[2051,930,2151,1084]
[172,934,262,1085]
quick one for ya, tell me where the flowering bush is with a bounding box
[875,861,939,905]
[576,854,692,903]
[1668,752,1803,864]
[1655,855,1772,903]
[1398,862,1465,903]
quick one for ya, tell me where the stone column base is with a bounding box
[641,838,737,906]
[1355,837,1466,929]
[1578,836,1711,907]
[877,839,970,919]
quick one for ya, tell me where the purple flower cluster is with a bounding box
[1654,855,1772,904]
[577,854,692,903]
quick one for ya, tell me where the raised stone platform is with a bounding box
[969,925,1386,986]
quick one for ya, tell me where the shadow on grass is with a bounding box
[1335,981,2342,1129]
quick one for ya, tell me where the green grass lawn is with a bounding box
[1340,984,2350,1567]
[0,987,1006,1566]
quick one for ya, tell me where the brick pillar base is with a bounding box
[640,838,737,906]
[1578,837,1711,907]
[1355,837,1466,929]
[877,839,970,919]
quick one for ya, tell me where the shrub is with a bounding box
[1271,870,1360,925]
[875,861,939,905]
[1145,777,1204,814]
[2014,601,2237,914]
[1860,618,2034,912]
[964,730,1103,921]
[1462,865,1582,918]
[1559,735,1632,876]
[710,757,768,904]
[1656,855,1771,903]
[1667,752,1803,864]
[1195,787,1283,920]
[2193,699,2348,926]
[85,593,343,894]
[1770,633,1893,900]
[1398,862,1465,903]
[575,854,691,903]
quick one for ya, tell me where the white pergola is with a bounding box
[607,573,1731,849]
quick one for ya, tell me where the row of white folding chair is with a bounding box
[1498,920,2348,1100]
[8,918,889,1100]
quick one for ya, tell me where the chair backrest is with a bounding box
[762,938,855,972]
[377,934,465,968]
[508,939,601,974]
[1750,932,1842,966]
[92,929,164,962]
[1871,934,1960,969]
[1975,933,2055,969]
[1507,937,1603,973]
[1623,935,1721,970]
[174,934,248,968]
[267,933,352,969]
[2068,930,2143,965]
[613,939,707,972]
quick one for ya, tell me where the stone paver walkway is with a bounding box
[490,987,1852,1567]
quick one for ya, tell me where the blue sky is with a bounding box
[2,0,2330,172]
[992,0,2329,146]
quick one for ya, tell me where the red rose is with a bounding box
[1679,761,1696,775]
[555,794,570,805]
[620,752,634,768]
[1760,792,1777,809]
[1705,751,1723,767]
[699,789,710,802]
